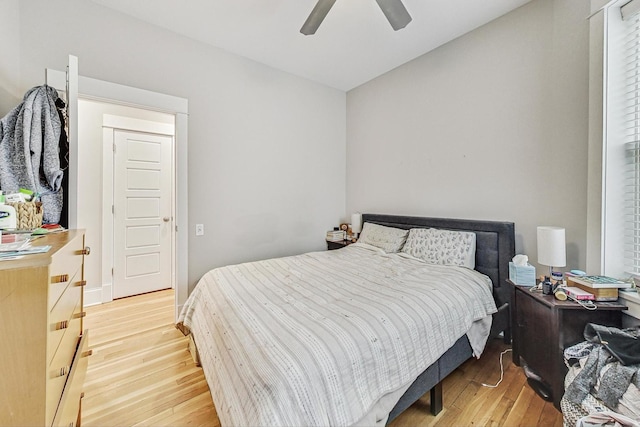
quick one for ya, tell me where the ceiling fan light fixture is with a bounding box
[300,0,337,35]
[375,0,412,31]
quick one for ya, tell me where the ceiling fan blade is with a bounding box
[300,0,338,35]
[375,0,412,31]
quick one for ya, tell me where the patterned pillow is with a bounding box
[357,222,408,253]
[401,228,476,268]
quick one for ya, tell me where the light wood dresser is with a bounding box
[0,230,91,427]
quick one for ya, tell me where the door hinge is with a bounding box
[112,205,114,215]
[111,267,114,276]
[113,143,116,153]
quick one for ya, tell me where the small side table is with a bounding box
[507,279,628,410]
[326,240,353,250]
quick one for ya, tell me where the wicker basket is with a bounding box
[6,202,43,230]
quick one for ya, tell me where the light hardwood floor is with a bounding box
[82,289,563,427]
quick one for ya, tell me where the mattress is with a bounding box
[177,244,497,426]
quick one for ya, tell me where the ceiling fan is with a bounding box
[300,0,412,35]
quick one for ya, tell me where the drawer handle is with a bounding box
[82,246,91,256]
[82,349,93,358]
[73,311,87,319]
[57,320,69,330]
[58,366,69,377]
[76,280,87,287]
[51,274,69,284]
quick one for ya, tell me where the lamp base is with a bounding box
[549,267,563,283]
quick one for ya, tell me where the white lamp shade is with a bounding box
[351,213,362,234]
[537,226,566,268]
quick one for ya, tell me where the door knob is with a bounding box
[163,217,170,222]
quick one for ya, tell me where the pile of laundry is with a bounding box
[562,323,640,426]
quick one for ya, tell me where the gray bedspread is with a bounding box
[177,244,497,426]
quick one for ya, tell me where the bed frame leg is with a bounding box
[503,325,512,344]
[430,382,443,415]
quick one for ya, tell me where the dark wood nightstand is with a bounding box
[326,240,353,250]
[507,279,627,410]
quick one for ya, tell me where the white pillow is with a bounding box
[401,228,476,268]
[357,222,408,253]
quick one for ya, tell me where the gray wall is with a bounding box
[346,0,589,274]
[0,0,21,113]
[1,0,593,286]
[3,0,346,290]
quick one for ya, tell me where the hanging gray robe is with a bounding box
[0,85,65,224]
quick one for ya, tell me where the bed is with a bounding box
[177,213,515,426]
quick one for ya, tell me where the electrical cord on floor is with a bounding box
[481,348,512,388]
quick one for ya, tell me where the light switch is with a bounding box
[195,224,204,236]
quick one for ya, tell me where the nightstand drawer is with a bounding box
[508,279,627,410]
[516,292,552,382]
[327,240,352,250]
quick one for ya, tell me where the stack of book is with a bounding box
[326,230,345,242]
[566,275,629,301]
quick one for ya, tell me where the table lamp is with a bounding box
[537,226,566,278]
[351,213,362,239]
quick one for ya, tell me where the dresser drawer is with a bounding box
[52,331,90,427]
[48,280,83,365]
[0,230,87,427]
[49,234,84,310]
[46,313,82,426]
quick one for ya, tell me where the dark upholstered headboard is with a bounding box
[362,214,515,336]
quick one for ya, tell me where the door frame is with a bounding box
[102,116,176,302]
[46,62,189,321]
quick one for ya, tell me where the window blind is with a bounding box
[624,3,640,274]
[622,0,640,21]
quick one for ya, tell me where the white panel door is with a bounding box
[113,130,172,299]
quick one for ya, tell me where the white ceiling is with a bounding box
[89,0,531,91]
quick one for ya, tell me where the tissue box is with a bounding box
[509,262,536,286]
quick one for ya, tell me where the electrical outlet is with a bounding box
[195,224,204,236]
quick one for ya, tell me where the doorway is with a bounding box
[105,115,175,299]
[80,101,177,302]
[46,62,189,320]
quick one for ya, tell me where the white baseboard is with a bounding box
[84,287,103,307]
[175,303,184,323]
[84,283,114,307]
[102,283,113,303]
